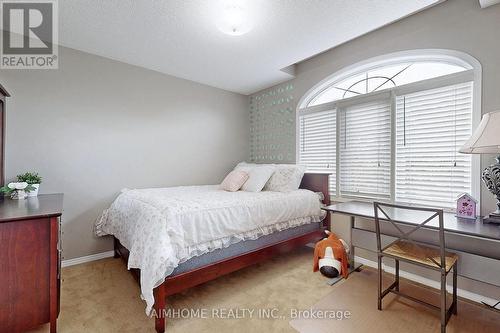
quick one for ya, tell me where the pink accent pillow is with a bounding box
[220,170,249,192]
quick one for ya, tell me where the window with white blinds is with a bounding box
[340,100,391,199]
[297,56,477,210]
[395,82,473,209]
[298,110,336,193]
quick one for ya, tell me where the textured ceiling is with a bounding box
[59,0,442,95]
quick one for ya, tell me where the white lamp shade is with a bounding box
[459,111,500,154]
[479,0,500,9]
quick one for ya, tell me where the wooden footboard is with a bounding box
[114,230,324,332]
[113,172,331,333]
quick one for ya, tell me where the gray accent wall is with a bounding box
[250,82,295,162]
[249,0,500,299]
[0,46,248,260]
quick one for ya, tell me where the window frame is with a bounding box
[297,66,481,211]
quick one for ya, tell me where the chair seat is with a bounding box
[383,240,458,272]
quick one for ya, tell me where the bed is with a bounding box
[96,172,330,333]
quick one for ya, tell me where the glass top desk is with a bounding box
[324,201,500,242]
[322,201,500,292]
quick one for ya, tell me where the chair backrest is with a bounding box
[373,202,446,270]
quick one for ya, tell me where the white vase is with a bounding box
[11,190,27,200]
[27,184,40,197]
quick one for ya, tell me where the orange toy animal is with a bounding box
[313,230,349,279]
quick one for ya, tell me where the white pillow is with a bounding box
[264,164,306,192]
[241,165,275,192]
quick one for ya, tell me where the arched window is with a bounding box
[308,62,467,106]
[297,50,481,210]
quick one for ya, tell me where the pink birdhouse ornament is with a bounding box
[456,193,478,220]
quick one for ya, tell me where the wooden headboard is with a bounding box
[299,172,331,229]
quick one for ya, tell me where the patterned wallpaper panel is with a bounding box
[249,83,295,163]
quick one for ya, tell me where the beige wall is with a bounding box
[250,0,500,299]
[0,46,248,260]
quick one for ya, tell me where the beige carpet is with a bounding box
[290,268,500,333]
[29,246,333,333]
[28,246,499,333]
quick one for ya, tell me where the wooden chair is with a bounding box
[373,202,458,333]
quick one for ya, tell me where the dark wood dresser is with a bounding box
[0,194,63,333]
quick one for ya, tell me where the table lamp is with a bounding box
[459,111,500,223]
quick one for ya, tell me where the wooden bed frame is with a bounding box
[113,172,331,333]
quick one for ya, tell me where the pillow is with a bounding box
[220,170,249,192]
[264,164,306,192]
[241,165,275,192]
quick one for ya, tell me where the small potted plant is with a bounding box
[16,172,42,197]
[0,182,36,199]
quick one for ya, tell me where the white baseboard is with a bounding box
[355,255,498,306]
[61,250,115,268]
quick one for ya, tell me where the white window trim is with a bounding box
[298,49,480,109]
[296,50,482,212]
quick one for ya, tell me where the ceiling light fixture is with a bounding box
[216,5,253,36]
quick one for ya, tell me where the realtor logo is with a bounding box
[1,0,58,69]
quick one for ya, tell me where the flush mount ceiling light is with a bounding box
[216,5,253,36]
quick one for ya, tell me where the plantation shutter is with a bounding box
[395,82,473,209]
[339,99,391,199]
[298,109,336,194]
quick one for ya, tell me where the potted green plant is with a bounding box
[16,172,42,197]
[0,182,36,199]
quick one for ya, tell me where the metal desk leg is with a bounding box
[350,215,355,268]
[349,215,363,272]
[326,215,362,286]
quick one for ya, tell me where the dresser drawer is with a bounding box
[0,218,52,333]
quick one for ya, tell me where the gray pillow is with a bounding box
[264,164,306,192]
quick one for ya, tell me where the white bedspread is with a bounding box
[95,185,325,314]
